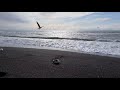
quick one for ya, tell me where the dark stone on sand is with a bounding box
[0,72,7,77]
[52,55,63,65]
[52,59,60,65]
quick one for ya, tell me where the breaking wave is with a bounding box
[1,35,120,42]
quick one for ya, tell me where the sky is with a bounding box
[0,12,120,31]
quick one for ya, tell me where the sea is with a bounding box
[0,29,120,58]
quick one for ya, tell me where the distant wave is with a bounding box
[1,35,120,42]
[0,35,96,41]
[97,39,120,42]
[97,39,112,42]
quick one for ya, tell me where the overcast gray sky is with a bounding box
[0,12,120,31]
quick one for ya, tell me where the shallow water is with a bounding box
[0,29,120,58]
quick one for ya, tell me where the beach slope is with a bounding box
[0,47,120,78]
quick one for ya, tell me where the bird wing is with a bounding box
[36,22,41,28]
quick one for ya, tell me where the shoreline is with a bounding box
[0,46,120,78]
[0,46,120,59]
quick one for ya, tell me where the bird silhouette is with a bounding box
[36,21,43,29]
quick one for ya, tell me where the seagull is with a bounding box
[36,21,43,29]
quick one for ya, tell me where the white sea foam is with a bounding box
[0,36,120,58]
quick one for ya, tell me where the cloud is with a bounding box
[2,12,120,31]
[0,12,96,30]
[46,12,95,19]
[95,18,111,22]
[0,12,27,23]
[11,12,95,21]
[100,23,120,30]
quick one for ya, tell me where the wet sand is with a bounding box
[0,47,120,78]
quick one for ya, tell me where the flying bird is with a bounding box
[36,21,43,29]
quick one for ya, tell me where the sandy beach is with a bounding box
[0,47,120,78]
